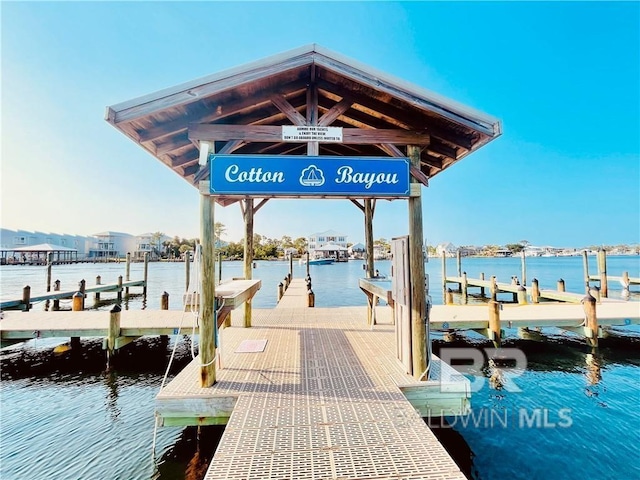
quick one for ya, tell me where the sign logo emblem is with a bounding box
[300,165,325,187]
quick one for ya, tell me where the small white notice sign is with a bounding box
[282,125,343,143]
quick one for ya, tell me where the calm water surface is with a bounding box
[1,256,639,479]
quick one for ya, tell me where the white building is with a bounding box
[88,231,136,260]
[134,232,171,261]
[436,242,457,258]
[0,228,91,258]
[307,230,348,251]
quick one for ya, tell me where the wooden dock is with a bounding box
[156,279,470,480]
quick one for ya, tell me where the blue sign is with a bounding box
[209,154,410,197]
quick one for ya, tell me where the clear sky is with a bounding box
[2,1,638,248]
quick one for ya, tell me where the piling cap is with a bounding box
[581,291,596,304]
[111,304,122,313]
[518,285,526,291]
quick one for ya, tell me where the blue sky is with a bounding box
[2,2,638,248]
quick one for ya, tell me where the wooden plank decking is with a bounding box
[157,279,469,479]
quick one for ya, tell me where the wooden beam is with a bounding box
[364,199,375,278]
[199,188,216,386]
[243,199,254,328]
[254,198,269,214]
[307,82,319,156]
[270,94,307,126]
[218,139,244,154]
[407,145,427,380]
[409,165,430,187]
[318,98,353,126]
[189,124,431,145]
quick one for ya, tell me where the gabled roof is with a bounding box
[13,243,77,252]
[106,44,501,201]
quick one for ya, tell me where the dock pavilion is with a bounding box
[106,44,501,387]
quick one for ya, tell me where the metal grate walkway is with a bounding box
[194,279,466,479]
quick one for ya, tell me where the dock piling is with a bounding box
[53,280,60,311]
[22,285,31,312]
[479,273,485,298]
[589,286,601,303]
[488,301,501,347]
[161,291,169,310]
[597,249,608,297]
[517,285,527,305]
[95,275,102,302]
[143,252,149,296]
[582,250,590,292]
[278,282,284,302]
[117,276,123,302]
[582,292,598,347]
[72,291,83,311]
[531,278,540,303]
[307,288,315,307]
[125,252,131,296]
[185,251,191,291]
[521,250,527,286]
[557,279,565,292]
[445,288,453,305]
[461,272,468,302]
[490,276,497,302]
[106,304,122,367]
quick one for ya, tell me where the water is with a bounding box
[1,256,639,479]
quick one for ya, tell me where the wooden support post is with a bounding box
[161,291,169,310]
[582,292,598,347]
[490,276,497,302]
[517,285,527,305]
[456,249,462,279]
[479,273,485,298]
[53,280,60,311]
[285,275,290,289]
[185,251,191,291]
[408,145,427,379]
[306,251,310,277]
[72,291,83,311]
[582,250,590,292]
[557,278,565,292]
[278,282,284,301]
[289,253,293,280]
[117,276,123,302]
[364,199,375,279]
[243,199,254,328]
[200,190,217,387]
[218,252,222,285]
[143,252,149,296]
[589,286,601,303]
[22,285,31,312]
[521,250,527,286]
[79,279,86,310]
[597,249,608,298]
[107,305,121,367]
[461,272,468,302]
[95,275,101,301]
[441,252,447,300]
[307,288,315,307]
[125,252,131,296]
[488,301,501,348]
[445,288,453,305]
[46,252,53,292]
[622,271,630,292]
[531,278,540,303]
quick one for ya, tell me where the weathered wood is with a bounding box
[95,275,101,301]
[72,291,83,311]
[185,251,191,291]
[200,190,217,387]
[106,305,121,365]
[441,252,447,299]
[445,289,453,305]
[582,293,598,347]
[479,273,486,297]
[364,199,375,278]
[582,250,590,292]
[407,145,427,380]
[161,292,169,310]
[488,301,501,347]
[531,278,540,303]
[270,94,306,125]
[461,272,468,301]
[517,286,527,305]
[521,250,527,286]
[278,282,284,301]
[22,286,31,312]
[318,97,352,126]
[143,252,149,296]
[243,199,254,328]
[188,124,431,145]
[557,278,565,292]
[117,275,123,302]
[456,250,462,278]
[597,249,608,297]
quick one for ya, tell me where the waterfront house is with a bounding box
[307,230,348,251]
[88,231,136,260]
[0,228,91,259]
[134,232,171,261]
[436,242,457,258]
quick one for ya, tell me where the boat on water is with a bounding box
[304,258,335,265]
[299,258,335,265]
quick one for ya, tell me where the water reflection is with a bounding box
[104,369,121,421]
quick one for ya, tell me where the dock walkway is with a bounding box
[157,279,467,480]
